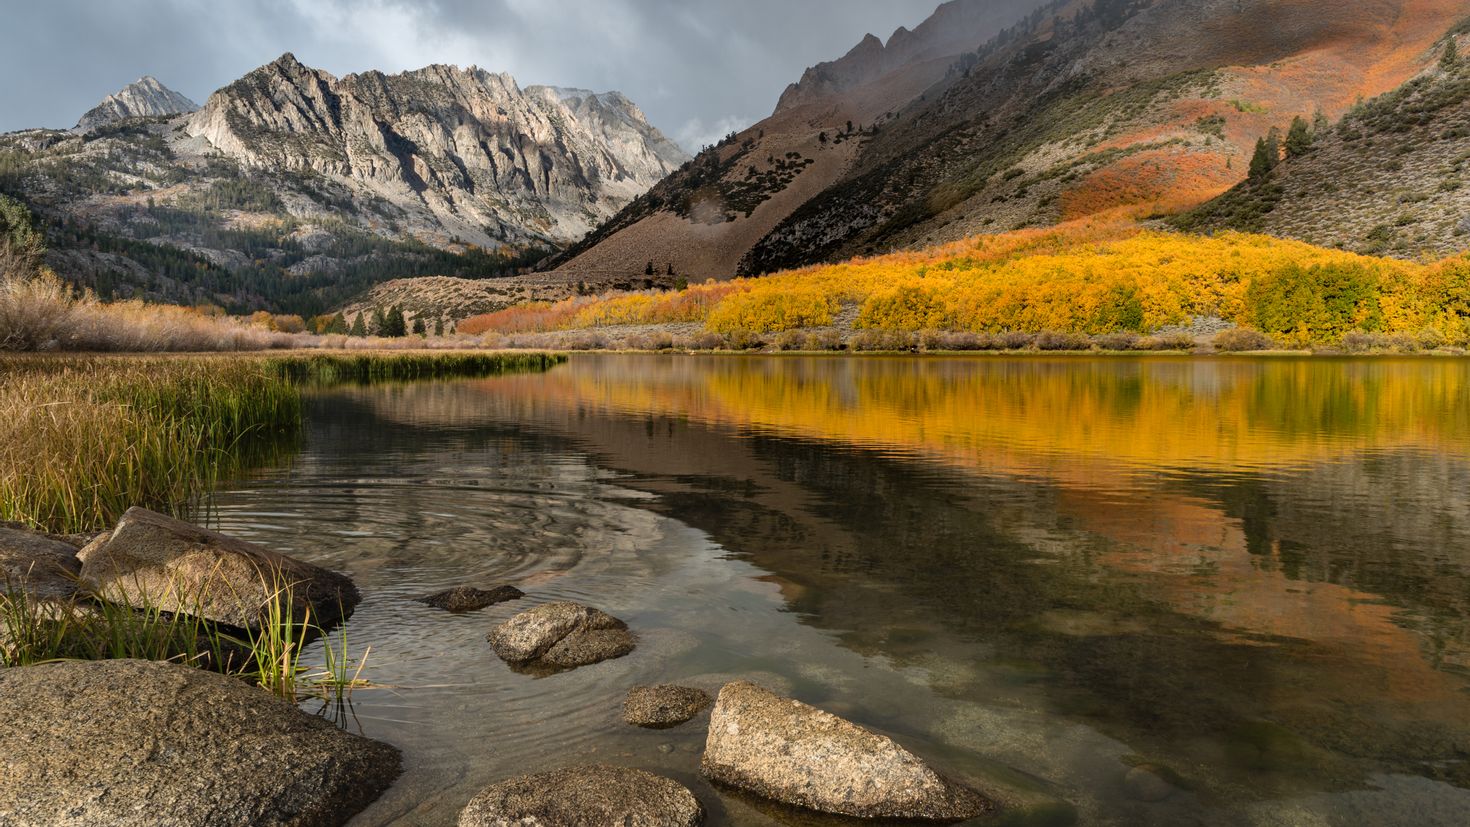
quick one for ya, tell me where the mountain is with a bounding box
[551,0,1468,281]
[185,54,687,246]
[546,0,1049,279]
[1177,29,1470,259]
[0,55,687,315]
[74,77,198,133]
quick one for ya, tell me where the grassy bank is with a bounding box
[0,352,564,534]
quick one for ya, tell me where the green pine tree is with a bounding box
[0,194,45,266]
[327,313,348,334]
[434,317,444,337]
[349,314,367,337]
[412,317,426,336]
[371,307,387,336]
[1443,38,1460,71]
[1285,116,1314,159]
[1249,128,1282,181]
[387,305,407,337]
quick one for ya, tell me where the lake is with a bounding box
[198,354,1470,826]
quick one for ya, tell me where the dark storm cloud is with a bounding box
[1,0,940,148]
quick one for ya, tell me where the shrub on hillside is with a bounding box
[1247,262,1384,346]
[774,330,807,351]
[1137,332,1196,351]
[623,331,675,351]
[1093,332,1141,351]
[802,330,845,351]
[678,332,725,351]
[1214,328,1275,352]
[850,330,919,352]
[1341,331,1422,353]
[722,331,768,350]
[920,331,997,351]
[995,331,1036,350]
[1035,331,1091,351]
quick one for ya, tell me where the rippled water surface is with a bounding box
[198,355,1470,826]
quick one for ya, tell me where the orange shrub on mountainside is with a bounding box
[1059,149,1235,221]
[464,222,1470,347]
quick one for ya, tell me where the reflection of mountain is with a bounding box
[356,356,1470,806]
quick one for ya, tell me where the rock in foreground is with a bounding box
[488,601,635,671]
[0,659,400,827]
[459,764,703,827]
[77,507,359,631]
[701,681,991,820]
[624,684,713,728]
[0,525,82,601]
[419,585,524,612]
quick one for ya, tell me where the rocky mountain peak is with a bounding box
[74,76,198,133]
[773,0,1048,114]
[182,54,689,246]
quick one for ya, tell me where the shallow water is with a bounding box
[198,354,1470,826]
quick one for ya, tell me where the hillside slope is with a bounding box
[553,0,1467,281]
[0,55,686,314]
[1178,29,1470,258]
[545,0,1049,280]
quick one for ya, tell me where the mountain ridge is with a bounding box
[74,76,198,133]
[549,0,1468,283]
[0,54,687,314]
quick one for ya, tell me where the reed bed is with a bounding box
[263,351,564,385]
[0,351,566,534]
[1,576,372,700]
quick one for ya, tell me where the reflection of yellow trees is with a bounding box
[515,357,1470,477]
[461,222,1470,344]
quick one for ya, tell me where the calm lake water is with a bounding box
[198,354,1470,826]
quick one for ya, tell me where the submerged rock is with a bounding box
[700,681,991,820]
[419,585,524,612]
[0,659,400,827]
[624,684,713,728]
[488,601,635,671]
[1123,765,1176,802]
[459,764,703,827]
[77,507,360,631]
[0,525,82,601]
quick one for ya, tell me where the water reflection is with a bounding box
[202,355,1470,826]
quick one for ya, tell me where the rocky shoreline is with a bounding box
[1,511,1013,826]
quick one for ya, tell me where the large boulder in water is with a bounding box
[0,659,400,827]
[700,681,991,820]
[459,764,703,826]
[0,525,82,601]
[487,601,635,671]
[77,507,359,631]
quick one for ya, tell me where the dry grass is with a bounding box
[0,257,522,354]
[0,259,303,352]
[0,352,565,533]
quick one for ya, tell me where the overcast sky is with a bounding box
[1,0,940,149]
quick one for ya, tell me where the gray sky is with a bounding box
[2,0,940,149]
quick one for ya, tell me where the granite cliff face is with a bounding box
[74,76,198,133]
[0,55,687,314]
[184,54,688,246]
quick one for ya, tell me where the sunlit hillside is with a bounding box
[461,221,1470,347]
